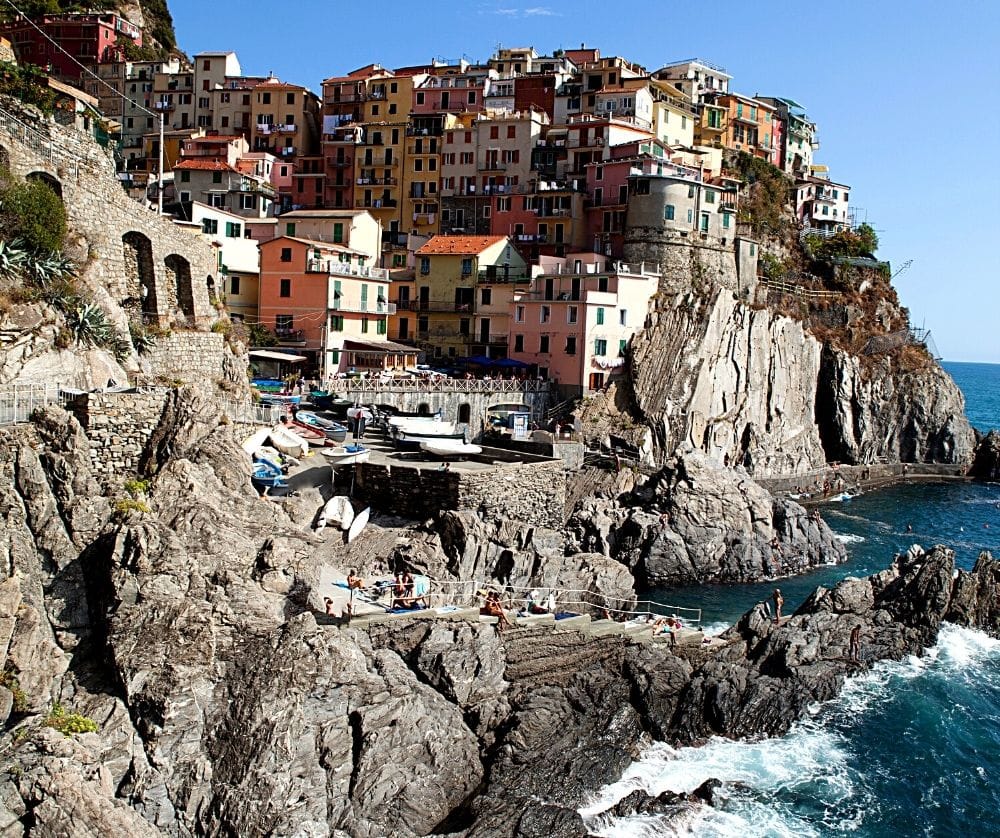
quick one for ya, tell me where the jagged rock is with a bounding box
[569,449,846,586]
[970,430,1000,482]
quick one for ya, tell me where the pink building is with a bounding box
[507,253,660,395]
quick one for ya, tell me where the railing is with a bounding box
[327,156,352,168]
[355,198,398,209]
[307,259,390,280]
[331,301,396,315]
[0,105,58,167]
[477,270,531,284]
[321,378,551,394]
[758,278,839,300]
[0,381,66,425]
[356,176,397,186]
[391,300,472,313]
[411,578,702,625]
[221,399,281,426]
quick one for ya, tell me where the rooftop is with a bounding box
[417,235,507,256]
[267,235,366,257]
[173,159,239,173]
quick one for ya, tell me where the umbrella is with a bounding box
[491,357,530,368]
[464,355,493,365]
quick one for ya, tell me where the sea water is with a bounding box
[585,362,1000,836]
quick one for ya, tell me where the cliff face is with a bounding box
[620,279,973,477]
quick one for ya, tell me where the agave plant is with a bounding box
[0,238,30,279]
[128,321,156,355]
[65,301,116,348]
[26,250,76,285]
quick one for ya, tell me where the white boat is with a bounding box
[321,446,372,466]
[316,495,356,531]
[269,425,309,458]
[420,439,482,457]
[242,428,270,455]
[347,506,371,543]
[387,415,448,429]
[254,445,300,467]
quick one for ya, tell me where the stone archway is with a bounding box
[417,402,431,416]
[27,170,62,199]
[165,254,194,320]
[122,232,157,318]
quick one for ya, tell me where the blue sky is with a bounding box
[170,0,1000,362]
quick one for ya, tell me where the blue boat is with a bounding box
[251,460,290,495]
[294,410,349,443]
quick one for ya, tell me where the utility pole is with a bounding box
[157,112,164,215]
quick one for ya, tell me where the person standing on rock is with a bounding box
[772,588,784,624]
[849,624,862,663]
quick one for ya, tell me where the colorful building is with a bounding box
[507,254,660,395]
[408,235,526,359]
[794,173,851,233]
[258,236,397,374]
[715,93,776,163]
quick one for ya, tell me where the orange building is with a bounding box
[715,93,776,163]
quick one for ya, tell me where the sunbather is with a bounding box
[347,569,365,590]
[481,590,512,632]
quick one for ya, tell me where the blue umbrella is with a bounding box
[492,357,530,368]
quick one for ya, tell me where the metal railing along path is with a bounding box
[221,399,282,426]
[0,381,66,425]
[320,378,551,395]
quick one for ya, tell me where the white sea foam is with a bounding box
[699,620,733,637]
[833,532,866,544]
[580,624,1000,836]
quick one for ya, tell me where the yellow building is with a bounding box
[412,235,527,359]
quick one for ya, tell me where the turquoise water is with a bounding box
[590,362,1000,836]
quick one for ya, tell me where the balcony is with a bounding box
[477,268,531,284]
[307,259,390,280]
[355,198,398,209]
[413,212,436,225]
[392,300,473,313]
[274,328,306,345]
[478,160,507,172]
[326,155,352,168]
[733,112,759,126]
[359,157,398,168]
[357,176,398,186]
[240,180,277,198]
[331,300,396,315]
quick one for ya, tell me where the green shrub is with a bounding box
[0,178,67,252]
[43,702,98,736]
[0,667,28,714]
[129,321,157,355]
[0,61,58,114]
[113,498,150,519]
[123,478,150,498]
[248,322,278,347]
[210,319,231,335]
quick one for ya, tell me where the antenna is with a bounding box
[891,259,912,280]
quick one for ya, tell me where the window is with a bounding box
[514,334,524,352]
[419,256,430,274]
[180,191,191,203]
[280,247,292,262]
[212,171,222,184]
[595,165,603,181]
[481,288,492,306]
[467,90,476,104]
[507,125,516,139]
[461,258,473,276]
[497,197,511,212]
[377,318,387,335]
[279,278,291,297]
[262,92,271,104]
[240,194,256,210]
[414,158,423,172]
[540,305,550,323]
[594,339,607,356]
[722,213,731,229]
[664,204,675,221]
[619,309,628,326]
[275,314,293,331]
[225,221,241,238]
[209,194,225,208]
[201,218,218,234]
[230,276,240,295]
[700,212,710,232]
[596,307,604,325]
[540,335,549,353]
[565,336,577,355]
[515,305,525,322]
[333,222,343,243]
[202,59,210,71]
[330,315,344,331]
[389,103,397,115]
[180,170,191,183]
[618,339,627,356]
[416,91,424,105]
[459,318,470,336]
[567,306,578,324]
[705,190,715,204]
[598,276,609,293]
[361,317,369,334]
[285,223,296,236]
[688,185,696,199]
[687,208,693,223]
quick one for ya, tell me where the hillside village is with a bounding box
[0,10,869,396]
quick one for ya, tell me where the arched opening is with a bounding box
[122,232,156,318]
[458,403,471,424]
[417,402,431,416]
[165,254,194,319]
[206,275,217,307]
[27,170,62,199]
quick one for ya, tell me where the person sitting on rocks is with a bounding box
[481,590,512,633]
[347,569,365,590]
[323,597,336,615]
[391,572,413,609]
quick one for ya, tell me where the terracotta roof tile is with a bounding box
[416,235,507,256]
[173,159,239,172]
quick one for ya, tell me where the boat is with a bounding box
[391,419,466,449]
[321,444,371,466]
[251,461,290,495]
[259,393,301,407]
[420,439,483,457]
[254,445,299,468]
[310,392,353,416]
[316,495,356,531]
[242,428,271,456]
[291,420,331,447]
[269,425,309,458]
[347,506,371,543]
[294,410,349,443]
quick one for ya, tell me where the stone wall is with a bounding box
[65,390,170,481]
[0,97,218,331]
[142,331,229,386]
[486,436,585,471]
[353,459,566,528]
[623,227,738,295]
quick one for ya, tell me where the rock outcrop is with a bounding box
[1,397,995,838]
[568,448,847,586]
[970,429,1000,482]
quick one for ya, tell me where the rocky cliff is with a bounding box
[611,277,974,478]
[1,396,995,837]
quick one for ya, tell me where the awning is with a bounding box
[341,338,417,354]
[249,350,307,363]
